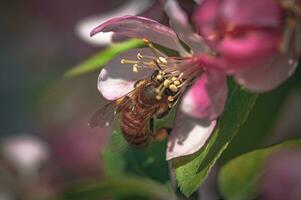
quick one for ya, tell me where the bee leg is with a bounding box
[156,109,170,119]
[152,128,172,142]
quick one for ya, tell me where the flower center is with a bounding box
[120,40,203,106]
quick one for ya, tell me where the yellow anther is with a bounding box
[158,57,167,64]
[120,59,126,64]
[171,77,177,81]
[120,59,139,64]
[137,53,143,59]
[163,80,171,87]
[174,80,181,85]
[168,96,174,102]
[142,38,149,43]
[159,71,165,75]
[156,74,163,81]
[133,64,139,73]
[155,88,161,93]
[169,84,178,92]
[156,95,162,100]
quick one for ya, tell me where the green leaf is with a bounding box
[102,147,126,177]
[64,39,144,78]
[218,138,301,200]
[220,62,301,163]
[64,176,175,200]
[220,79,292,163]
[173,82,258,197]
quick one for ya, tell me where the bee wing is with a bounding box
[88,102,119,128]
[89,90,135,128]
[108,125,130,154]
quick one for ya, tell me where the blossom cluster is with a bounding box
[91,0,300,160]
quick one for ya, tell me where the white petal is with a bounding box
[166,110,216,160]
[234,52,298,92]
[76,0,153,46]
[98,48,154,100]
[164,0,210,54]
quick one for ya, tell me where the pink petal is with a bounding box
[166,110,216,160]
[91,15,187,53]
[234,52,298,92]
[193,0,222,44]
[164,0,210,54]
[219,30,281,69]
[180,71,228,120]
[76,0,152,45]
[98,48,154,100]
[221,0,283,28]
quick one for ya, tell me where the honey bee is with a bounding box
[89,70,183,148]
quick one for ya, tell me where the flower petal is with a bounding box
[166,110,216,160]
[164,0,210,54]
[98,48,154,100]
[91,15,187,53]
[76,0,153,45]
[234,52,298,92]
[219,30,281,69]
[193,0,222,44]
[221,0,283,28]
[180,71,228,120]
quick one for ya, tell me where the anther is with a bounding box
[142,38,150,43]
[137,53,143,60]
[133,64,139,73]
[159,71,165,75]
[169,84,178,93]
[168,96,174,102]
[174,80,181,85]
[163,80,171,87]
[120,59,139,64]
[156,95,162,100]
[171,77,177,81]
[156,74,163,81]
[158,57,167,64]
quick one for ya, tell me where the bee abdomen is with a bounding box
[121,127,150,148]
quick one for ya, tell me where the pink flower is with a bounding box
[90,0,228,160]
[194,0,299,92]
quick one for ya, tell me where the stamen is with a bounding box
[158,57,167,64]
[137,53,143,60]
[133,64,139,73]
[174,80,181,85]
[120,59,139,64]
[168,96,174,102]
[163,79,171,87]
[156,74,163,81]
[169,84,178,93]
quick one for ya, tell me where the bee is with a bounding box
[89,70,184,148]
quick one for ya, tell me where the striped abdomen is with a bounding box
[119,104,154,148]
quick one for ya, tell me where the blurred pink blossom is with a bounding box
[1,134,49,176]
[194,0,299,92]
[90,0,227,160]
[47,118,108,177]
[260,150,301,200]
